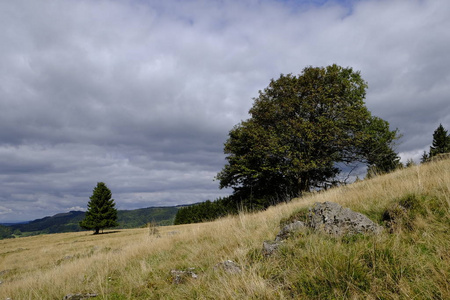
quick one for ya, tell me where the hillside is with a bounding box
[1,207,178,238]
[0,159,448,299]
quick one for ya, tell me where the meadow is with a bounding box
[0,159,449,299]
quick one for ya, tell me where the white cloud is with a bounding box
[0,0,449,221]
[0,206,13,216]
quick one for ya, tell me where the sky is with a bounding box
[1,0,449,222]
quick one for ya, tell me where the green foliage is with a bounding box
[421,150,430,163]
[363,117,402,177]
[218,64,399,207]
[174,197,238,225]
[430,124,450,158]
[0,224,13,239]
[405,158,415,167]
[117,207,177,228]
[422,124,450,163]
[79,182,119,234]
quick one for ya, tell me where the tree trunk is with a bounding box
[296,176,310,196]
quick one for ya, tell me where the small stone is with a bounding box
[275,221,306,241]
[262,240,280,256]
[214,260,242,274]
[170,268,198,284]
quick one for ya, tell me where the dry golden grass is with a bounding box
[1,159,449,299]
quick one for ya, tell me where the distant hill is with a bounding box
[8,211,86,236]
[1,206,179,238]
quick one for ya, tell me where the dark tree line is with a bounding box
[174,197,238,225]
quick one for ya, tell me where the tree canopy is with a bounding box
[79,182,118,234]
[217,65,399,208]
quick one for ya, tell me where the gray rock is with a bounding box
[170,268,198,284]
[214,260,242,274]
[308,202,382,235]
[275,221,306,241]
[262,202,381,256]
[262,240,280,256]
[57,255,75,266]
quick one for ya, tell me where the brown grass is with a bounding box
[1,159,449,299]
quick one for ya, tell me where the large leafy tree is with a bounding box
[429,124,450,158]
[80,182,118,234]
[217,65,399,207]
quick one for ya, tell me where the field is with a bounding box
[1,159,449,299]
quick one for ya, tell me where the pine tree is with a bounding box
[429,124,450,158]
[80,182,118,234]
[405,158,416,168]
[421,151,429,163]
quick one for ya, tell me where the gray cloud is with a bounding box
[1,0,449,221]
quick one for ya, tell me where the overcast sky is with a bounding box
[1,0,449,222]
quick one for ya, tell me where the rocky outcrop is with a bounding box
[308,202,382,235]
[263,202,381,256]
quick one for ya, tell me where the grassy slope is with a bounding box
[0,159,449,299]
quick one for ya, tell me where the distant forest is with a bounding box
[0,206,178,239]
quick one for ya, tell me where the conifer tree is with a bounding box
[429,124,450,158]
[80,182,118,234]
[421,151,430,163]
